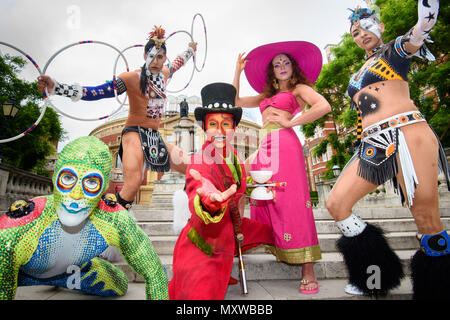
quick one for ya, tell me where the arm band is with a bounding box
[50,77,127,101]
[167,47,195,78]
[81,78,127,101]
[51,80,83,102]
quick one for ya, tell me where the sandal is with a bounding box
[299,279,319,294]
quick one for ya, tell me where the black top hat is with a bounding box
[195,82,243,126]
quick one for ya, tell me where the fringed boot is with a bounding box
[336,213,404,297]
[411,230,450,300]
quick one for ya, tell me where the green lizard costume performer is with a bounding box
[0,136,168,300]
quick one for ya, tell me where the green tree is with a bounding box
[378,0,449,145]
[0,54,65,176]
[305,0,449,180]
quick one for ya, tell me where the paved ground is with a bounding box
[14,277,413,300]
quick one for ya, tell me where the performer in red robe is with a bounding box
[169,83,274,300]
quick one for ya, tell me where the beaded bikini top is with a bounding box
[347,41,411,100]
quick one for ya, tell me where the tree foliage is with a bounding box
[0,54,65,176]
[305,0,449,180]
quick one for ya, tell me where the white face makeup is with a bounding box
[359,16,382,39]
[272,54,293,81]
[351,19,383,51]
[145,47,167,75]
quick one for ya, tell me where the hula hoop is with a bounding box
[0,41,48,144]
[112,44,143,106]
[165,30,196,94]
[191,13,207,72]
[43,40,130,121]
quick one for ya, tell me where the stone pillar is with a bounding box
[0,168,9,196]
[315,178,336,207]
[174,99,195,154]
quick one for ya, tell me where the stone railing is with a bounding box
[315,171,450,209]
[0,163,53,211]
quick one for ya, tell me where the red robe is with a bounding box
[168,142,274,300]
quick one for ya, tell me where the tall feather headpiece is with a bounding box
[148,25,166,49]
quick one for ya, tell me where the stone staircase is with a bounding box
[116,176,450,288]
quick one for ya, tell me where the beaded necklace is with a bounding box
[365,45,383,60]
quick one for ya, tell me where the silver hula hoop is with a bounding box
[191,13,207,72]
[43,40,130,121]
[0,41,48,144]
[165,30,196,94]
[112,44,143,106]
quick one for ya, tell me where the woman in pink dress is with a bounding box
[233,41,331,294]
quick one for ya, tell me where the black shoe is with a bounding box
[336,223,404,297]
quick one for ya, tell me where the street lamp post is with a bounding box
[0,97,19,163]
[332,165,342,178]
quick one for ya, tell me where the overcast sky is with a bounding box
[0,0,368,151]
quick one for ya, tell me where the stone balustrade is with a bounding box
[316,170,450,209]
[0,163,52,212]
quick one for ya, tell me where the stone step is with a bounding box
[317,218,450,234]
[149,199,174,204]
[150,195,176,200]
[150,197,176,202]
[133,206,450,222]
[116,250,417,284]
[147,231,434,255]
[313,207,450,220]
[223,277,413,300]
[147,203,172,209]
[133,209,174,222]
[133,207,252,222]
[138,218,450,236]
[151,191,181,196]
[151,183,185,193]
[228,250,415,282]
[150,193,175,198]
[13,277,413,300]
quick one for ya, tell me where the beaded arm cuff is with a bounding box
[50,78,127,102]
[393,0,439,61]
[51,79,83,102]
[167,47,195,78]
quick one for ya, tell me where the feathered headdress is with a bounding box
[348,6,376,25]
[148,25,166,49]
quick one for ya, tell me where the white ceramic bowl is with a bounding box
[250,186,273,200]
[249,170,272,184]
